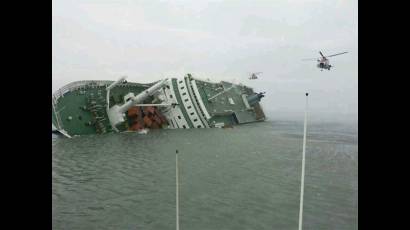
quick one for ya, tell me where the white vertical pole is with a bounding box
[176,150,180,230]
[298,93,309,230]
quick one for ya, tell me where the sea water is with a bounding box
[52,120,358,230]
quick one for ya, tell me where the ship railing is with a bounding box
[51,80,111,131]
[52,80,154,103]
[52,80,114,102]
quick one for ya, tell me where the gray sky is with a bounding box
[52,0,357,123]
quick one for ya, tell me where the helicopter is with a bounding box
[302,51,348,71]
[249,72,262,80]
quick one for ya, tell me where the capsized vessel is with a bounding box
[52,73,266,137]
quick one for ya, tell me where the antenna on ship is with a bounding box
[298,93,309,230]
[176,149,180,230]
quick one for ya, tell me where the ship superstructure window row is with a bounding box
[160,79,190,129]
[176,77,204,128]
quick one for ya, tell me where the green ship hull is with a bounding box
[52,74,266,137]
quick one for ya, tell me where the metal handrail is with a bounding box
[52,80,154,103]
[52,80,114,101]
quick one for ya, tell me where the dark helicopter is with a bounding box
[249,72,262,80]
[303,51,348,71]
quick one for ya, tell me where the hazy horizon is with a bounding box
[52,0,357,123]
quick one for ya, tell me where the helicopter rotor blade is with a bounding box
[319,51,325,58]
[302,58,318,61]
[326,51,348,57]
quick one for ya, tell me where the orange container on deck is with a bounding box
[143,116,153,127]
[127,106,140,117]
[152,115,162,124]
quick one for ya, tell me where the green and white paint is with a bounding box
[52,74,266,137]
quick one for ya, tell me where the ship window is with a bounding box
[169,95,173,98]
[180,86,185,90]
[166,85,170,89]
[179,80,183,83]
[182,125,187,129]
[182,92,187,96]
[190,112,194,115]
[184,99,189,102]
[194,119,198,122]
[187,106,192,109]
[178,116,181,119]
[197,125,202,128]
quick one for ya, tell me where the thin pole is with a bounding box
[298,93,309,230]
[176,150,180,230]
